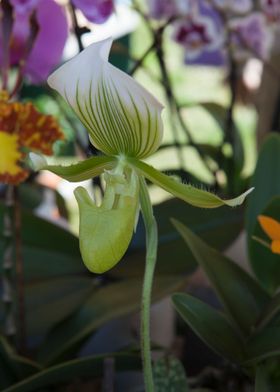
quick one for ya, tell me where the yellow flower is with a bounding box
[0,91,63,184]
[258,215,280,255]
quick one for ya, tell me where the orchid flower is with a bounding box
[173,7,225,61]
[31,37,252,391]
[72,0,114,24]
[0,0,68,83]
[257,215,280,255]
[229,12,272,60]
[261,0,280,24]
[148,0,191,19]
[30,37,253,274]
[212,0,252,14]
[173,15,223,62]
[0,90,63,184]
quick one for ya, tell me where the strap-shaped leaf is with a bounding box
[249,197,280,293]
[172,293,245,363]
[32,155,116,182]
[172,220,270,336]
[245,327,280,364]
[2,353,141,392]
[37,276,187,365]
[256,292,280,330]
[0,337,40,390]
[128,158,253,208]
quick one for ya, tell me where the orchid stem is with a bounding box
[14,187,27,354]
[2,185,16,343]
[139,176,158,392]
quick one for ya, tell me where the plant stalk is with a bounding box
[14,187,27,354]
[2,185,16,343]
[139,177,158,392]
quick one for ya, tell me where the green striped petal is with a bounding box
[129,158,254,208]
[48,38,164,159]
[29,152,117,182]
[75,169,139,273]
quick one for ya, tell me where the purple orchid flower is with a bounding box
[72,0,114,24]
[229,12,273,60]
[148,0,191,19]
[261,0,280,24]
[173,1,225,64]
[0,0,68,83]
[212,0,252,14]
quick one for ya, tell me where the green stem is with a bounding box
[139,176,158,392]
[2,185,16,343]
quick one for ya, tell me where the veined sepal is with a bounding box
[75,167,139,273]
[48,38,163,159]
[128,158,254,208]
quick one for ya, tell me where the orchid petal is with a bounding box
[72,0,114,24]
[29,153,117,182]
[25,0,68,83]
[48,38,164,159]
[75,170,139,273]
[129,158,254,208]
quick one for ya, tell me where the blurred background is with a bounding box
[0,0,280,391]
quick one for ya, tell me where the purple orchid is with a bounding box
[212,0,253,14]
[173,1,225,63]
[229,12,272,60]
[261,0,280,24]
[148,0,192,20]
[0,0,68,84]
[72,0,114,24]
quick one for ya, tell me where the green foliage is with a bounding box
[172,293,244,363]
[153,356,190,392]
[172,220,280,388]
[114,197,244,278]
[172,220,269,335]
[0,337,40,390]
[37,276,185,365]
[249,197,280,293]
[1,352,141,392]
[246,134,280,292]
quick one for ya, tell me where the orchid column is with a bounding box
[33,38,252,391]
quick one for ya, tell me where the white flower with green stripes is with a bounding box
[31,37,253,274]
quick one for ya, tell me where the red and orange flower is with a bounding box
[0,91,63,184]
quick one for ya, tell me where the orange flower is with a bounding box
[258,215,280,255]
[0,91,63,184]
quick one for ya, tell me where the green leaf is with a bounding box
[255,366,271,392]
[0,336,40,389]
[172,220,269,335]
[249,197,280,293]
[255,362,280,392]
[37,276,187,365]
[153,357,190,392]
[256,292,280,331]
[112,197,244,278]
[246,327,280,364]
[246,134,280,239]
[0,205,84,280]
[128,158,253,208]
[25,277,93,335]
[38,155,116,182]
[2,353,141,392]
[172,293,244,363]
